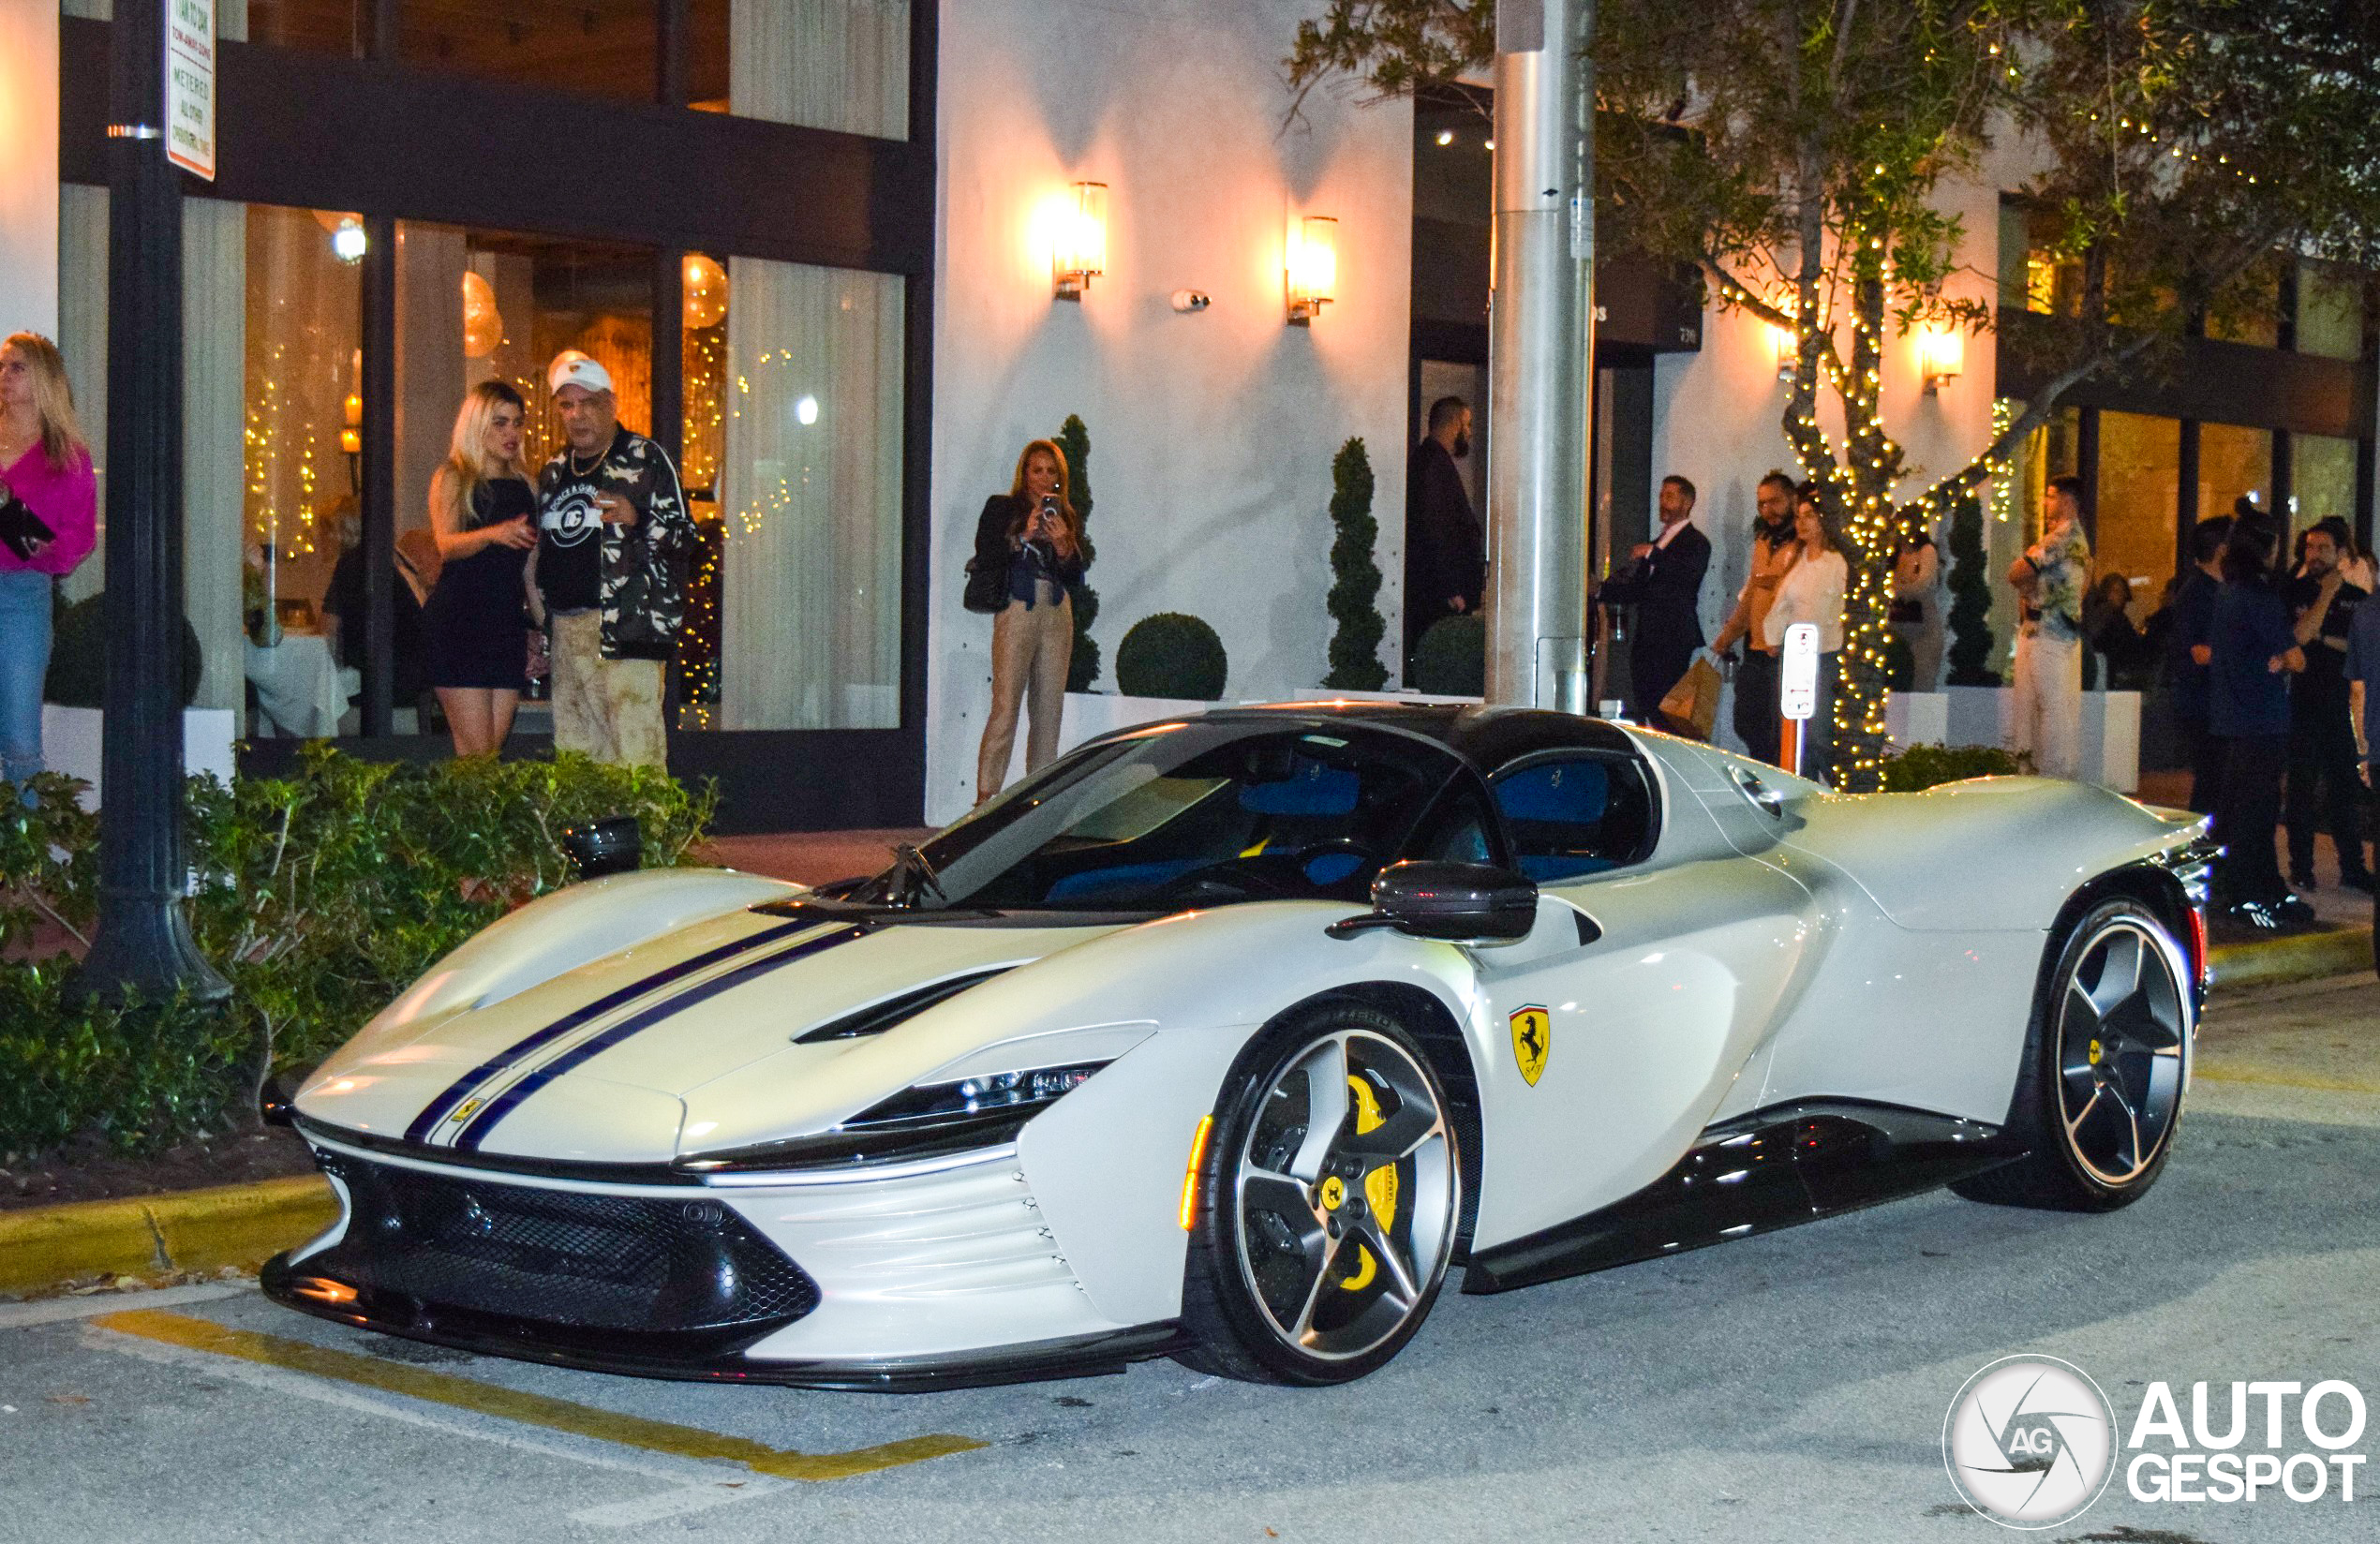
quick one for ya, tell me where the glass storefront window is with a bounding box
[2197,422,2273,521]
[707,256,903,729]
[244,204,364,736]
[388,221,655,731]
[2298,264,2367,362]
[686,0,911,139]
[397,1,659,103]
[2207,267,2283,347]
[2093,411,2179,605]
[2292,434,2358,531]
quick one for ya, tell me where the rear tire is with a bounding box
[1954,898,2192,1211]
[1176,1003,1461,1385]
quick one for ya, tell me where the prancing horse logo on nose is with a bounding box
[1510,1004,1551,1087]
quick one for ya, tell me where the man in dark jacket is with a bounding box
[1404,396,1483,676]
[1598,475,1711,729]
[2284,517,2373,892]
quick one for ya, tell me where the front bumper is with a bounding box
[263,1127,1181,1391]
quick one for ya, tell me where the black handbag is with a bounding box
[962,553,1008,615]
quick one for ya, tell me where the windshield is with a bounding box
[865,720,1468,912]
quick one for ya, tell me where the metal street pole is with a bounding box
[1484,0,1596,712]
[73,0,229,1005]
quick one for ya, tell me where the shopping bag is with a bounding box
[1658,655,1723,741]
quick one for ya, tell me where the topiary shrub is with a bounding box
[44,591,204,709]
[1116,613,1228,701]
[1879,741,2026,792]
[1322,438,1388,690]
[1944,496,2001,687]
[1055,414,1102,690]
[1411,613,1484,696]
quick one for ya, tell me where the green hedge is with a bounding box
[0,750,715,1160]
[1878,741,2026,792]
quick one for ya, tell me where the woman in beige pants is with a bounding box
[973,439,1090,802]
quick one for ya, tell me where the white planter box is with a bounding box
[40,705,240,809]
[1885,687,2139,793]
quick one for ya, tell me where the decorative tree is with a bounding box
[1943,495,1999,687]
[1055,414,1102,690]
[1322,438,1390,690]
[1289,0,2380,788]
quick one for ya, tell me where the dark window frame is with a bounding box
[58,6,939,833]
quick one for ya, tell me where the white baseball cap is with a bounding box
[547,350,614,397]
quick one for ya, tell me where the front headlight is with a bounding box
[675,1060,1112,1175]
[844,1062,1109,1129]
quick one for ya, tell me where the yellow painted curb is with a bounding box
[2209,925,2373,989]
[0,1174,335,1297]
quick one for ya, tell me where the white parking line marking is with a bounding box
[81,1320,794,1527]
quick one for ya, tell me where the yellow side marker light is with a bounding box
[1180,1114,1214,1232]
[91,1311,985,1481]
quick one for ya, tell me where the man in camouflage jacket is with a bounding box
[529,350,694,769]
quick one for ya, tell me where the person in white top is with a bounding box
[1762,489,1850,782]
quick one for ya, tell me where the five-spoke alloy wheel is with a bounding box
[1956,898,2193,1211]
[1180,1004,1461,1383]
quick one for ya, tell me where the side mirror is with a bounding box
[560,815,643,881]
[1328,860,1540,942]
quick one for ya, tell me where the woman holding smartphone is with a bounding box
[421,380,540,756]
[972,438,1089,802]
[0,334,98,794]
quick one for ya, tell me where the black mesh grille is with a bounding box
[314,1153,818,1333]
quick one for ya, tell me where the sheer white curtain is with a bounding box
[185,199,247,712]
[55,185,107,605]
[730,0,908,138]
[53,183,245,713]
[718,260,902,729]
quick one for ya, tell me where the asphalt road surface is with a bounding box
[4,974,2375,1543]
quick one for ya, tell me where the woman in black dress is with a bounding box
[423,380,539,756]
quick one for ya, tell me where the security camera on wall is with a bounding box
[1170,290,1212,313]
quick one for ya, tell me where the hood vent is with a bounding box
[793,968,1012,1044]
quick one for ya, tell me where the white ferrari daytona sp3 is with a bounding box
[265,705,2211,1388]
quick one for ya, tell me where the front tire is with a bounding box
[1177,1003,1461,1385]
[1955,898,2192,1211]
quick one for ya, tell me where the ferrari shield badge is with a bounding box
[1510,1004,1551,1087]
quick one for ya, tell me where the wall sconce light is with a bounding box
[1287,215,1338,325]
[1920,324,1964,394]
[1054,182,1108,300]
[1770,322,1798,383]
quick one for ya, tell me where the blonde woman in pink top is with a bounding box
[0,333,99,791]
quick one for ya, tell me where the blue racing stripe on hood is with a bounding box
[453,923,873,1151]
[402,916,816,1145]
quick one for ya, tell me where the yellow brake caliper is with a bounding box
[1339,1076,1399,1292]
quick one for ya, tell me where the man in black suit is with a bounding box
[1405,396,1484,676]
[1598,475,1711,729]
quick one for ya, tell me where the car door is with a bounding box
[1464,749,1813,1253]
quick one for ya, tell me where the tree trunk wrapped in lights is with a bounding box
[1289,0,2380,788]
